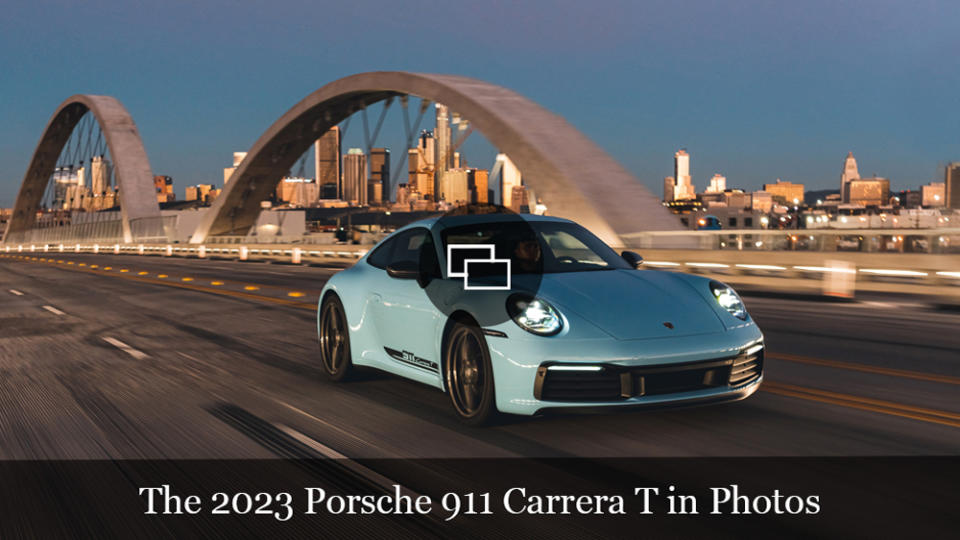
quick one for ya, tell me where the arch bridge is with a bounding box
[4,73,681,248]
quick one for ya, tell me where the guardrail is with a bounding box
[1,242,368,265]
[3,240,958,300]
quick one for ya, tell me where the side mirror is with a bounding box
[621,250,643,268]
[386,261,420,280]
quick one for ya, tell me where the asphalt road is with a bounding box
[1,251,957,461]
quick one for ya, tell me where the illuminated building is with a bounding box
[946,162,960,210]
[369,147,390,202]
[90,155,112,196]
[841,152,860,203]
[315,127,341,199]
[847,177,890,207]
[673,149,695,200]
[706,174,726,193]
[154,175,174,203]
[922,182,945,207]
[343,148,367,205]
[223,152,247,185]
[762,179,805,205]
[498,153,521,208]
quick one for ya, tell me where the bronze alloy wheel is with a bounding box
[445,320,497,425]
[319,295,352,381]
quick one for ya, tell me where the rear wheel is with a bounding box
[319,294,352,381]
[444,320,497,426]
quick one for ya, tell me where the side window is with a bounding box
[366,228,431,269]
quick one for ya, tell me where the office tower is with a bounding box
[409,131,436,200]
[706,174,727,193]
[223,152,247,185]
[471,169,489,204]
[343,148,367,205]
[435,104,452,183]
[762,179,805,205]
[497,153,522,208]
[315,127,341,199]
[90,155,112,195]
[663,177,676,202]
[276,177,318,207]
[439,169,470,204]
[841,152,860,203]
[369,147,390,201]
[847,177,890,207]
[922,182,945,207]
[510,185,529,213]
[751,191,774,212]
[154,175,174,203]
[673,150,695,200]
[946,162,960,209]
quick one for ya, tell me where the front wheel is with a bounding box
[318,294,353,381]
[444,320,498,426]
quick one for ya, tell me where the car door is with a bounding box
[366,227,444,386]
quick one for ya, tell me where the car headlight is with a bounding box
[507,294,563,336]
[709,281,748,320]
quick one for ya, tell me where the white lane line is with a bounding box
[102,337,148,359]
[42,305,66,316]
[9,289,24,296]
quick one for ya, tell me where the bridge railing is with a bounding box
[623,227,960,254]
[4,238,960,301]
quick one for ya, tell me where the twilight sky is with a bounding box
[1,0,957,206]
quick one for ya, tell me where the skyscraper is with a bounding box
[369,147,390,202]
[922,182,945,207]
[945,162,960,210]
[315,127,341,199]
[673,150,694,200]
[90,155,112,195]
[224,151,247,185]
[706,174,727,193]
[435,104,452,183]
[343,148,367,205]
[439,169,470,204]
[471,169,490,204]
[663,177,676,202]
[497,153,521,208]
[409,131,436,200]
[841,152,860,203]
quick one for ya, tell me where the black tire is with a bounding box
[318,294,353,381]
[444,319,498,426]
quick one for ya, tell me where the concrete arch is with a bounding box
[3,95,160,244]
[191,71,681,246]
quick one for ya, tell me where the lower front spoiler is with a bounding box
[533,376,762,416]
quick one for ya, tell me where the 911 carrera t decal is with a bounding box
[384,347,438,372]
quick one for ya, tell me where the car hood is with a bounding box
[537,269,726,340]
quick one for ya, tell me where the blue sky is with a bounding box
[1,0,958,206]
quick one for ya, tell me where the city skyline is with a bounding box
[1,1,958,207]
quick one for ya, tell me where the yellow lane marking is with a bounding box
[120,269,129,273]
[104,266,112,270]
[762,381,960,429]
[66,262,74,265]
[78,263,86,266]
[244,285,259,291]
[211,281,224,286]
[90,265,98,269]
[138,271,148,275]
[157,274,168,278]
[768,352,960,386]
[181,277,193,282]
[287,292,306,298]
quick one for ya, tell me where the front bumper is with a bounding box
[485,323,764,416]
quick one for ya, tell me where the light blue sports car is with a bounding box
[317,213,763,425]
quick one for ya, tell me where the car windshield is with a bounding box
[441,220,632,275]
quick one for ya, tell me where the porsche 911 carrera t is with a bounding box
[317,213,763,425]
